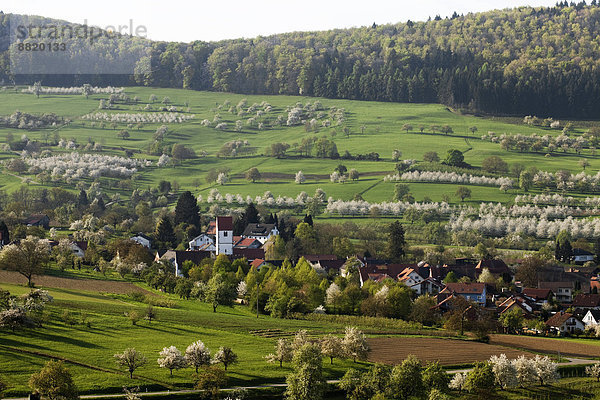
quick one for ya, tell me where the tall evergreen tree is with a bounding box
[77,190,88,207]
[174,191,200,233]
[387,221,406,261]
[155,217,176,249]
[0,220,9,245]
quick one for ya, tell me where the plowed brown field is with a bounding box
[490,334,600,358]
[0,270,151,295]
[367,337,534,365]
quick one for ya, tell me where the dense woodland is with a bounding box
[2,2,600,117]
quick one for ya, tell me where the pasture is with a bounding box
[1,86,599,209]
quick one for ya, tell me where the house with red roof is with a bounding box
[438,283,487,306]
[546,311,584,335]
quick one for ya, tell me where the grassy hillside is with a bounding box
[1,86,598,208]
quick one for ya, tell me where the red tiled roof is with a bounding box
[522,288,553,301]
[216,216,233,231]
[237,238,259,247]
[250,259,266,268]
[444,282,486,295]
[546,312,575,327]
[206,221,217,235]
[573,294,600,308]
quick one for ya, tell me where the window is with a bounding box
[224,232,228,237]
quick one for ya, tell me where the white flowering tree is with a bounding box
[586,363,600,382]
[532,355,559,386]
[489,354,517,389]
[213,347,238,371]
[265,338,292,367]
[513,356,537,387]
[157,346,187,376]
[342,327,369,362]
[449,372,466,393]
[320,334,343,365]
[217,173,229,186]
[114,348,147,378]
[185,341,211,373]
[295,171,306,184]
[325,283,341,312]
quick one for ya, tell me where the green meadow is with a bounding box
[1,86,599,208]
[0,281,373,397]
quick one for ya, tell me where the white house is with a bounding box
[572,248,595,264]
[546,312,585,335]
[189,233,214,251]
[70,241,87,258]
[397,268,425,291]
[242,223,279,244]
[130,234,151,248]
[216,216,233,255]
[582,310,600,327]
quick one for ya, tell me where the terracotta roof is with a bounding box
[236,238,261,248]
[573,294,600,308]
[546,312,575,327]
[206,221,217,235]
[23,214,49,225]
[522,288,553,301]
[216,216,233,231]
[444,282,486,295]
[359,263,418,284]
[250,259,266,269]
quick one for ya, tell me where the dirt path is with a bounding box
[0,270,151,295]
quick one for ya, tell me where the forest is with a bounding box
[2,2,600,118]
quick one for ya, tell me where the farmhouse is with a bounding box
[572,248,595,264]
[22,214,50,229]
[539,281,575,303]
[521,288,554,305]
[475,258,512,279]
[582,309,600,327]
[438,283,487,306]
[242,223,279,244]
[546,311,584,335]
[130,233,151,248]
[572,293,600,310]
[158,250,211,277]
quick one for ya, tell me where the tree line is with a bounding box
[4,4,600,117]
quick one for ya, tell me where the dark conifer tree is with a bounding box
[155,216,176,249]
[174,191,200,233]
[77,189,88,207]
[387,221,406,261]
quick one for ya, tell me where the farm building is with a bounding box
[573,293,600,310]
[546,312,584,335]
[242,223,279,244]
[22,214,50,229]
[571,248,595,264]
[130,234,151,248]
[438,283,487,306]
